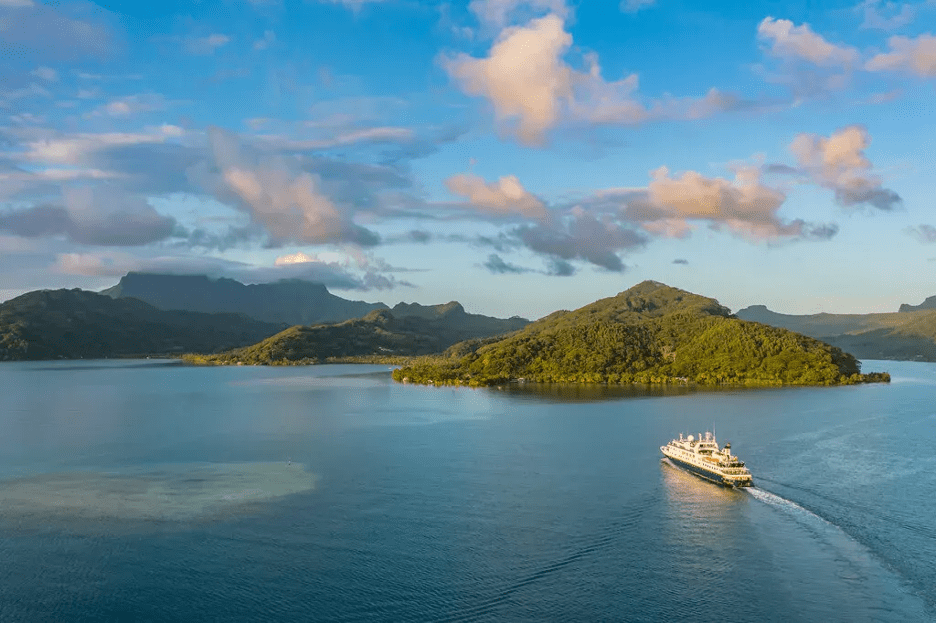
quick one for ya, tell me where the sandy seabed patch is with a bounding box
[0,462,314,523]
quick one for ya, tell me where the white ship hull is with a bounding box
[660,432,753,488]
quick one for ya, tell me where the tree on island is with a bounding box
[392,281,890,388]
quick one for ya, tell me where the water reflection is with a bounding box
[660,458,747,519]
[658,458,750,570]
[496,381,785,403]
[29,359,184,372]
[498,383,699,403]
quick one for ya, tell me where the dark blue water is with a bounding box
[0,360,933,622]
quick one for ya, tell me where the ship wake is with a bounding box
[745,487,829,525]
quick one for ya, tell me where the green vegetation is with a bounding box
[392,281,890,388]
[736,305,936,362]
[184,307,528,365]
[0,289,285,361]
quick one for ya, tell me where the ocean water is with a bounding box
[0,359,933,622]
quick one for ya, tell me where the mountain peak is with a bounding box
[101,272,385,325]
[608,281,730,318]
[899,295,936,313]
[391,301,466,319]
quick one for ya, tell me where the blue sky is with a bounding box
[2,0,936,319]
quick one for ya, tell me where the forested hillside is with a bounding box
[393,281,890,387]
[0,289,285,360]
[184,307,528,365]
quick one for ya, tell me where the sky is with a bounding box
[2,0,936,320]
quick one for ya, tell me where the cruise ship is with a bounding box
[660,431,753,488]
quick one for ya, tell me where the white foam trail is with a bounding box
[745,487,830,526]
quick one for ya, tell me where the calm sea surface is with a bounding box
[0,359,934,622]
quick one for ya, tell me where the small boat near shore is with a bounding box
[660,431,753,488]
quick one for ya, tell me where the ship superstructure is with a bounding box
[660,431,753,488]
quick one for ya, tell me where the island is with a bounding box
[392,281,890,387]
[0,279,894,387]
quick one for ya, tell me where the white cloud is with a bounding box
[437,2,475,39]
[23,132,165,165]
[271,250,408,290]
[757,17,859,66]
[0,83,51,104]
[787,125,902,210]
[158,124,185,137]
[444,173,547,220]
[0,167,117,184]
[865,33,936,76]
[31,66,58,81]
[275,252,319,265]
[858,0,916,31]
[76,87,102,99]
[639,165,805,240]
[620,0,655,14]
[221,167,348,244]
[51,252,249,280]
[186,34,231,55]
[262,126,415,151]
[442,14,741,144]
[567,159,840,245]
[205,128,380,247]
[640,218,695,239]
[467,0,569,29]
[12,128,202,197]
[253,29,276,50]
[570,53,647,125]
[88,94,169,118]
[441,14,573,145]
[55,251,132,276]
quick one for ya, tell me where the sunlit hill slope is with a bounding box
[393,281,890,387]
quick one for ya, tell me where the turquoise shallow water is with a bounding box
[0,359,933,622]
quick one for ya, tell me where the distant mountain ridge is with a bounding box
[899,295,936,313]
[735,304,936,362]
[0,289,285,360]
[101,272,386,326]
[0,274,532,362]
